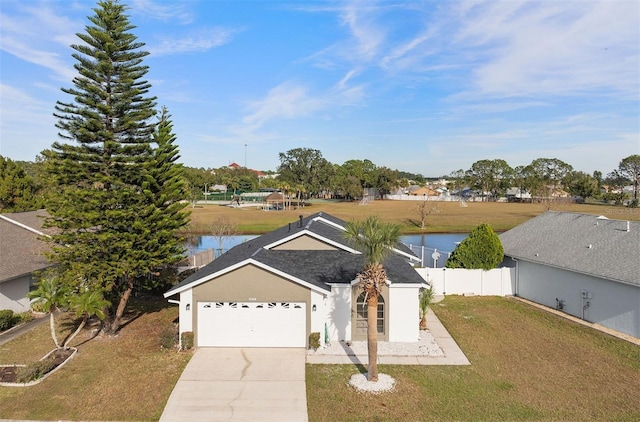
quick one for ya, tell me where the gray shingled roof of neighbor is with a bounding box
[167,212,425,295]
[0,210,54,282]
[499,211,640,286]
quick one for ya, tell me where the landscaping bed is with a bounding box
[0,348,75,385]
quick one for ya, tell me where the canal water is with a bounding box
[186,233,467,256]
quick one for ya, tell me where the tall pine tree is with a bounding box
[43,1,186,333]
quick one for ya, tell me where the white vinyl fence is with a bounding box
[416,267,515,297]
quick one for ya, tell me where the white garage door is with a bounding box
[197,302,306,347]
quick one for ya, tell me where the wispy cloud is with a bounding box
[450,0,640,98]
[129,0,194,25]
[241,82,326,132]
[149,27,240,56]
[0,3,78,81]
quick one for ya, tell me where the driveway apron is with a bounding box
[160,347,308,422]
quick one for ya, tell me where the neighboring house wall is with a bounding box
[417,267,515,297]
[0,274,33,312]
[516,260,640,338]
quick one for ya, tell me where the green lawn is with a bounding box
[306,296,640,422]
[1,296,638,421]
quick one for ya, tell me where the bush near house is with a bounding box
[445,223,504,270]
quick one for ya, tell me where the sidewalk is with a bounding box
[306,307,470,366]
[0,314,49,347]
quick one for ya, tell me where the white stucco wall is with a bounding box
[0,276,32,312]
[178,289,193,334]
[325,284,352,342]
[388,284,421,342]
[310,290,327,346]
[516,260,640,339]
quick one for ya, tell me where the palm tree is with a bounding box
[419,285,434,330]
[63,289,110,349]
[27,271,70,349]
[344,216,400,382]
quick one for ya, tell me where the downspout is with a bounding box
[511,257,519,297]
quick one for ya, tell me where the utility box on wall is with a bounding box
[581,289,592,299]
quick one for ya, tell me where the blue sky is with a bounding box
[1,0,638,177]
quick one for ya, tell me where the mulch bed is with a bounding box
[0,348,75,383]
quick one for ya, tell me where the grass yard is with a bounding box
[306,296,640,422]
[187,200,640,234]
[0,297,191,421]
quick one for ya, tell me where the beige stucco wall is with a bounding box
[272,235,338,250]
[192,264,312,347]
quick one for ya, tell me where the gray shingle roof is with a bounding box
[0,210,53,282]
[166,212,424,295]
[500,212,640,286]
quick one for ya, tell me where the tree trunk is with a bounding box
[63,316,87,349]
[49,311,60,349]
[104,278,134,334]
[367,295,379,382]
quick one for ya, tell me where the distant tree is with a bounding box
[616,154,640,202]
[417,200,439,230]
[371,166,399,198]
[0,155,42,211]
[277,148,334,197]
[208,217,238,257]
[566,171,599,200]
[466,159,513,201]
[446,223,504,270]
[344,216,401,382]
[42,1,184,334]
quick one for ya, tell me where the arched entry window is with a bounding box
[354,292,385,340]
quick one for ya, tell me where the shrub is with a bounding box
[0,310,15,331]
[16,358,57,383]
[180,331,194,350]
[446,223,504,270]
[309,332,321,350]
[159,326,178,349]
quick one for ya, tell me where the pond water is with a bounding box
[186,233,467,256]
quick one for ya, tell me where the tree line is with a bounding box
[3,150,639,211]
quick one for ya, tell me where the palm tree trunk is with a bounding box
[49,311,60,349]
[367,296,379,382]
[63,316,87,349]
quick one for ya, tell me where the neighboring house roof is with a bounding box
[0,210,54,282]
[411,187,439,196]
[166,212,424,296]
[500,212,640,286]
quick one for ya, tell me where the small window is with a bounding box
[241,304,249,308]
[204,304,211,309]
[281,303,289,308]
[216,302,224,308]
[230,302,237,308]
[294,304,302,309]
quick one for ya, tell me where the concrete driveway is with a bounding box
[159,348,308,422]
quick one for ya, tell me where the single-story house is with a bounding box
[164,212,425,348]
[500,212,640,339]
[0,210,54,312]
